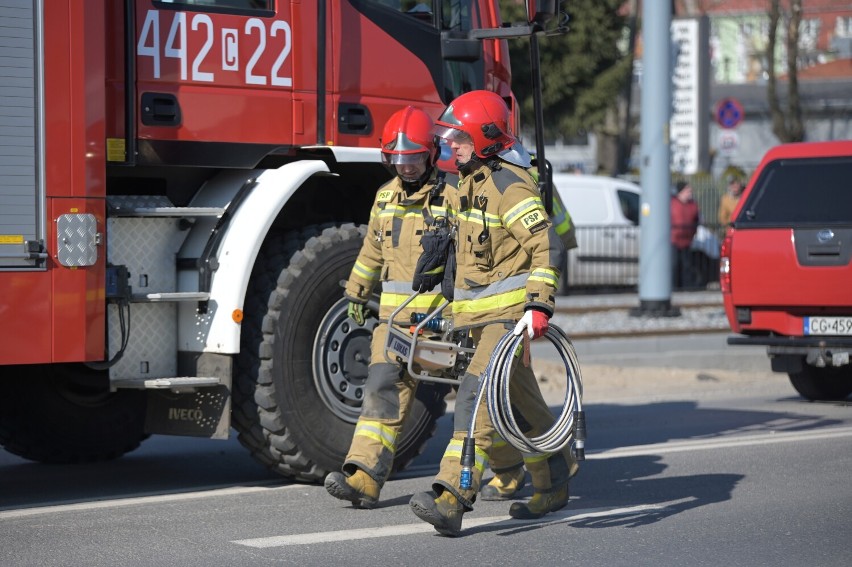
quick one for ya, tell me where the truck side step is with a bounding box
[107,195,224,218]
[111,376,222,390]
[131,291,210,302]
[112,206,225,218]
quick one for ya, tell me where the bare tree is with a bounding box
[767,0,805,142]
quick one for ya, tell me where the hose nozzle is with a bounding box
[573,410,587,461]
[459,437,476,490]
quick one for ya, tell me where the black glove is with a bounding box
[413,226,452,292]
[440,239,456,301]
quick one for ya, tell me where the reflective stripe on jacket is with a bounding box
[550,191,578,251]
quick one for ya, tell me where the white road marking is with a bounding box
[231,503,670,547]
[584,426,852,459]
[0,484,281,520]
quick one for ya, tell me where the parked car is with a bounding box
[553,173,719,290]
[723,140,852,401]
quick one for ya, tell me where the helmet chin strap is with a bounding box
[457,155,482,176]
[401,165,434,194]
[458,155,502,176]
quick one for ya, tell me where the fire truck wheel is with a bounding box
[233,223,448,483]
[0,364,148,463]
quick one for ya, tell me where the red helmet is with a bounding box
[433,90,516,159]
[380,106,437,167]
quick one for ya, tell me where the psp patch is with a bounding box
[520,209,545,230]
[377,189,395,203]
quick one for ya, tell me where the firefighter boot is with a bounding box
[508,485,569,520]
[324,470,380,509]
[480,466,526,501]
[409,491,465,536]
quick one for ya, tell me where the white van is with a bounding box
[552,174,641,288]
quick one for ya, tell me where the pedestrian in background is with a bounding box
[671,180,700,290]
[718,174,744,228]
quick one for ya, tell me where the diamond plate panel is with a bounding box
[107,217,184,293]
[109,302,177,379]
[56,214,98,267]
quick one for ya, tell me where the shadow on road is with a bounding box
[0,434,285,510]
[464,454,742,537]
[585,399,843,450]
[0,396,843,512]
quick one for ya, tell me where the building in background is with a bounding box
[546,0,852,176]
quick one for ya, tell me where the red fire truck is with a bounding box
[0,0,556,481]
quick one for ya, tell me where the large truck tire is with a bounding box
[0,364,148,463]
[788,364,852,401]
[233,223,448,483]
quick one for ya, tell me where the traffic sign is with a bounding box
[716,97,745,129]
[717,130,739,157]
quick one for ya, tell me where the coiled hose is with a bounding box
[458,324,586,489]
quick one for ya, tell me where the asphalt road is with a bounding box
[2,333,851,567]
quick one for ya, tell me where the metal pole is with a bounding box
[530,32,551,215]
[632,0,679,317]
[617,0,638,175]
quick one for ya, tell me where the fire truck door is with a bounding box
[0,1,45,269]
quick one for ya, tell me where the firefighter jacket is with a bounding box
[446,161,565,328]
[345,171,450,322]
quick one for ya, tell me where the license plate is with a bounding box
[803,316,852,336]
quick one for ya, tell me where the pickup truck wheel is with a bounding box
[0,364,148,463]
[788,365,852,401]
[233,224,448,483]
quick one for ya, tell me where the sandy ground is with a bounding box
[531,359,788,405]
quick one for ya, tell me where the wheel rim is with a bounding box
[312,297,378,423]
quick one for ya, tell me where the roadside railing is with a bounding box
[565,223,722,292]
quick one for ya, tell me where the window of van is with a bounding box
[617,189,640,225]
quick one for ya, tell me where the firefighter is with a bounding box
[409,90,576,536]
[323,106,451,509]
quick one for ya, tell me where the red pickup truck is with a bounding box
[722,140,852,401]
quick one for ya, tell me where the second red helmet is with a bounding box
[433,90,516,159]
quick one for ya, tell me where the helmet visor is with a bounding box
[381,150,429,166]
[433,124,472,144]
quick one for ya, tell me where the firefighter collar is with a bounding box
[397,171,438,205]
